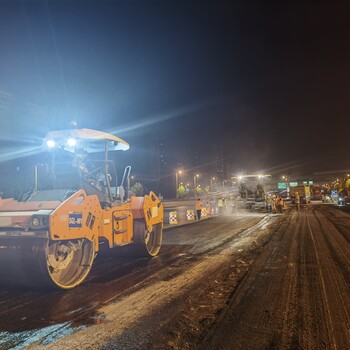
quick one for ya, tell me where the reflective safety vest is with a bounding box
[195,201,203,211]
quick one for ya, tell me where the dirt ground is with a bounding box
[1,205,349,349]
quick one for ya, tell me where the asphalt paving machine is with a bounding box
[0,129,163,289]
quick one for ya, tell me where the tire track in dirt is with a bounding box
[303,207,337,349]
[201,205,350,349]
[199,210,295,349]
[309,207,350,348]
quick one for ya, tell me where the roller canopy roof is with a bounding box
[45,128,130,152]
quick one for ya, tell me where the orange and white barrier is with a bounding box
[186,209,195,220]
[169,211,178,224]
[201,207,207,217]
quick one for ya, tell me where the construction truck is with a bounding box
[0,129,163,289]
[235,174,270,209]
[289,185,310,204]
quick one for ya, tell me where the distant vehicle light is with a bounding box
[46,139,56,148]
[67,138,77,147]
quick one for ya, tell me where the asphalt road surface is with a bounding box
[0,204,349,349]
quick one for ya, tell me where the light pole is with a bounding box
[175,170,182,199]
[210,177,216,191]
[194,174,199,197]
[282,175,289,198]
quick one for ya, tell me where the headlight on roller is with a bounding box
[31,217,40,227]
[30,215,50,229]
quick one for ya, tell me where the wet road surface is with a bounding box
[0,211,265,349]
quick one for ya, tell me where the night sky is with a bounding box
[0,0,349,183]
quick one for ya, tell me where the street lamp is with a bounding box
[175,170,182,199]
[194,174,199,197]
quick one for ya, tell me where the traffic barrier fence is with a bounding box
[165,206,211,225]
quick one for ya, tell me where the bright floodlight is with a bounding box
[67,138,77,147]
[46,139,56,148]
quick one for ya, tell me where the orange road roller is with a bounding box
[0,129,163,289]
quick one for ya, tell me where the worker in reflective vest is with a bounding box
[195,198,203,220]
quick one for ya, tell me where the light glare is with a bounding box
[46,140,56,148]
[67,138,77,147]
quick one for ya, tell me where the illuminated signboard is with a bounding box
[278,182,287,189]
[303,180,314,185]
